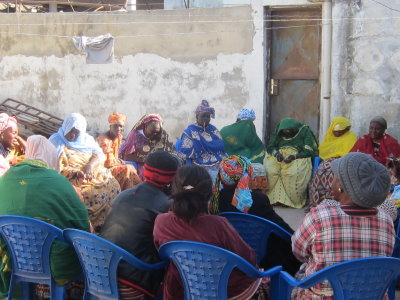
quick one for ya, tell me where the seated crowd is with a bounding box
[0,102,399,299]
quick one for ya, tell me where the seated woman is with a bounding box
[154,165,259,300]
[211,155,300,275]
[264,117,318,208]
[351,116,400,165]
[96,112,141,190]
[220,109,268,193]
[177,100,226,181]
[292,152,394,299]
[50,113,120,232]
[119,113,174,179]
[309,117,357,207]
[0,113,18,176]
[0,135,90,299]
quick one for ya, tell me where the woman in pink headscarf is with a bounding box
[119,113,174,179]
[0,113,19,176]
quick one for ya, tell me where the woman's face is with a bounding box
[110,123,124,137]
[196,112,211,128]
[0,127,18,149]
[280,129,297,138]
[369,122,385,140]
[333,127,349,137]
[144,121,161,140]
[65,127,80,142]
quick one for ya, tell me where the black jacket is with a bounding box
[100,182,171,293]
[218,186,301,275]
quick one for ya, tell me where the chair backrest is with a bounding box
[219,212,292,264]
[276,257,400,300]
[64,229,165,300]
[0,215,64,282]
[159,240,274,300]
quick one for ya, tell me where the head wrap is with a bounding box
[143,151,178,188]
[370,116,387,130]
[131,113,163,131]
[319,117,357,160]
[210,155,253,214]
[195,100,215,119]
[25,135,60,172]
[0,113,17,134]
[237,109,256,121]
[108,112,127,126]
[49,113,103,156]
[331,152,391,208]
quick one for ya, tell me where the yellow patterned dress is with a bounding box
[59,146,120,232]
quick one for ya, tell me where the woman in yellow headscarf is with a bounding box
[309,117,357,207]
[318,117,357,160]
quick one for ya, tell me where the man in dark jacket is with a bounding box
[100,151,179,295]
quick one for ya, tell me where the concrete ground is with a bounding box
[273,206,306,231]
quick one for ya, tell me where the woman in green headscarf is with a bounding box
[264,118,318,208]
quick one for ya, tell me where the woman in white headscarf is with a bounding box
[50,113,120,232]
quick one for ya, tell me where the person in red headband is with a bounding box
[100,151,179,299]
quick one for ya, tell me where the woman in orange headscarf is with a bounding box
[97,113,141,191]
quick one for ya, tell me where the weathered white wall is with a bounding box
[331,0,400,138]
[0,5,266,141]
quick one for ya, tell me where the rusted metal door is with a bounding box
[266,8,321,139]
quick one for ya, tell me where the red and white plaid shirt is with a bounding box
[291,204,395,299]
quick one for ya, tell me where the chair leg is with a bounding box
[50,284,66,300]
[21,282,31,300]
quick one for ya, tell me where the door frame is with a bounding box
[263,1,331,143]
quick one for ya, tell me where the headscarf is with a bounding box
[237,109,256,121]
[195,100,215,118]
[370,116,387,129]
[131,113,163,131]
[266,117,318,157]
[25,135,60,172]
[108,112,127,126]
[319,117,357,160]
[0,113,17,134]
[211,155,253,214]
[49,113,103,156]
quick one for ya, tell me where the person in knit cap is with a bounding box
[291,152,395,299]
[100,151,179,299]
[97,113,141,191]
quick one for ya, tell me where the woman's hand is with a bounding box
[284,155,296,164]
[82,164,94,180]
[275,152,284,162]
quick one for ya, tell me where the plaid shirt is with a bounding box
[292,204,395,299]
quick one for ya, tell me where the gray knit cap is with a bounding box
[331,152,391,208]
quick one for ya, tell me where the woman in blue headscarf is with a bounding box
[177,100,226,181]
[50,113,120,232]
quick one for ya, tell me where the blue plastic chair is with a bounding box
[273,257,400,300]
[389,220,400,299]
[63,228,166,300]
[219,212,292,264]
[158,240,281,300]
[312,156,322,176]
[0,215,67,300]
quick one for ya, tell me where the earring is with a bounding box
[338,188,342,193]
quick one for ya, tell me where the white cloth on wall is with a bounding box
[72,33,114,64]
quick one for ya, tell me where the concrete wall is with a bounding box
[331,0,400,138]
[0,4,265,140]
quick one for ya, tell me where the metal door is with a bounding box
[266,8,321,138]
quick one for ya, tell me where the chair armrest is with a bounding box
[121,251,167,271]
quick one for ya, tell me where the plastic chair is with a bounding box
[0,215,67,300]
[312,156,322,175]
[219,212,292,264]
[388,220,400,299]
[63,228,166,300]
[273,257,400,300]
[158,240,281,300]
